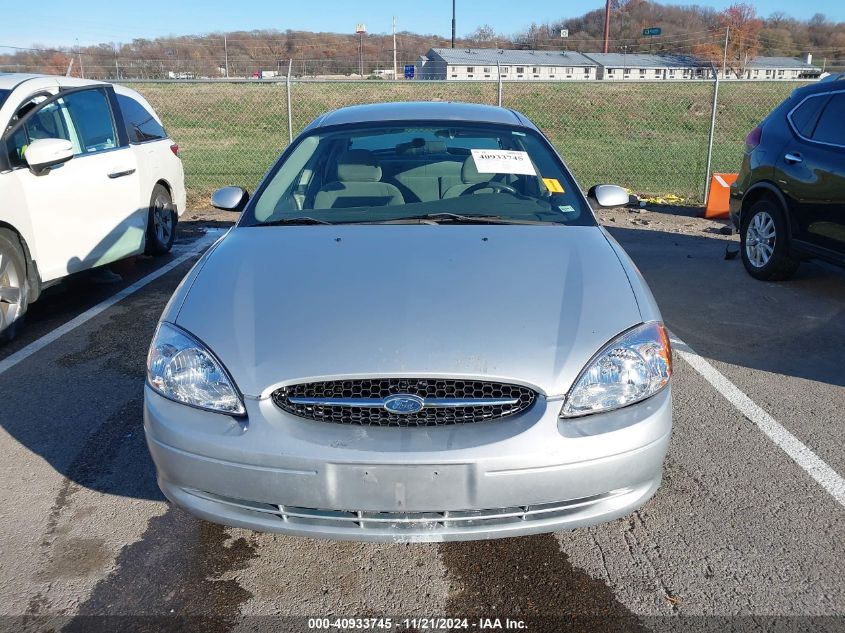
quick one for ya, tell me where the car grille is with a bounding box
[271,378,537,426]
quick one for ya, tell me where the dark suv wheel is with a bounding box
[740,198,800,281]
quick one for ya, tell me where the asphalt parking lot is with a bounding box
[0,210,843,633]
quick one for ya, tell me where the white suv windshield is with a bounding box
[244,124,593,226]
[0,89,10,109]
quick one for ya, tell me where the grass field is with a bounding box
[127,79,811,208]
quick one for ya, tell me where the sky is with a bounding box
[2,0,843,49]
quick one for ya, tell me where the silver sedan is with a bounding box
[144,102,672,542]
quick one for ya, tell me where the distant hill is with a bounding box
[0,30,470,78]
[1,2,842,78]
[512,2,843,70]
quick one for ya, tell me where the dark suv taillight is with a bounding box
[745,125,762,152]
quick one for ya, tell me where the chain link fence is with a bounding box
[710,80,808,175]
[126,78,813,209]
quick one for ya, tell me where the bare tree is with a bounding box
[469,25,497,43]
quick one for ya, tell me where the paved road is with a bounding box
[0,219,843,633]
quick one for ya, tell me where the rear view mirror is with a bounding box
[588,184,630,208]
[211,186,249,212]
[24,138,74,175]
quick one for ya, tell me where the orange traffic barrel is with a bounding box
[704,173,738,219]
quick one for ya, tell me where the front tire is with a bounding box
[0,229,29,343]
[145,184,177,255]
[740,198,799,281]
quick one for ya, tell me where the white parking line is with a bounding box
[670,334,845,509]
[0,229,224,378]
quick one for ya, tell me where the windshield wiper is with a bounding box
[257,213,561,226]
[258,216,334,226]
[379,212,554,225]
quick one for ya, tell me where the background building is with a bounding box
[415,48,822,82]
[739,55,822,80]
[585,53,707,80]
[416,48,597,81]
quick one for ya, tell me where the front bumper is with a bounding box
[144,386,672,542]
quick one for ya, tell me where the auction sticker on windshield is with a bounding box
[471,149,537,175]
[542,177,565,193]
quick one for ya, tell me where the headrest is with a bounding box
[337,150,382,182]
[462,155,494,183]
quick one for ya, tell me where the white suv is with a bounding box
[0,73,186,341]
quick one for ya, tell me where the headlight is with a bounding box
[146,322,245,415]
[560,322,671,418]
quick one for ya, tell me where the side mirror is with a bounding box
[588,184,630,208]
[24,138,74,175]
[211,186,249,212]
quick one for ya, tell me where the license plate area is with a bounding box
[326,463,474,511]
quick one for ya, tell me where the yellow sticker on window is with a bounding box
[542,178,565,193]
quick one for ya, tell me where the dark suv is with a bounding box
[730,74,845,280]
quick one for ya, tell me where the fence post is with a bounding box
[497,61,503,107]
[703,68,720,203]
[286,59,293,144]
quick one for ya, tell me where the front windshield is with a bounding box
[242,123,594,226]
[0,89,10,109]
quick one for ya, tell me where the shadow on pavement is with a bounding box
[606,225,845,388]
[0,224,219,502]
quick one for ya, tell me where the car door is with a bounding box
[116,91,171,203]
[7,86,141,282]
[778,90,845,255]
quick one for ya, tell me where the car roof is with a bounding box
[818,72,845,84]
[0,73,168,126]
[0,73,42,90]
[306,101,536,132]
[0,72,105,91]
[791,73,845,98]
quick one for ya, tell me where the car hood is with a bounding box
[175,225,642,398]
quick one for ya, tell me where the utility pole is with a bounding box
[496,60,502,106]
[224,34,229,78]
[76,38,85,79]
[355,24,366,77]
[602,0,611,53]
[393,16,397,80]
[704,63,720,202]
[286,59,293,143]
[451,0,456,48]
[722,27,729,79]
[114,44,119,80]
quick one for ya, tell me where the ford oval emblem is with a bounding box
[383,394,424,415]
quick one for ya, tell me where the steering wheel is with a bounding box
[459,181,519,196]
